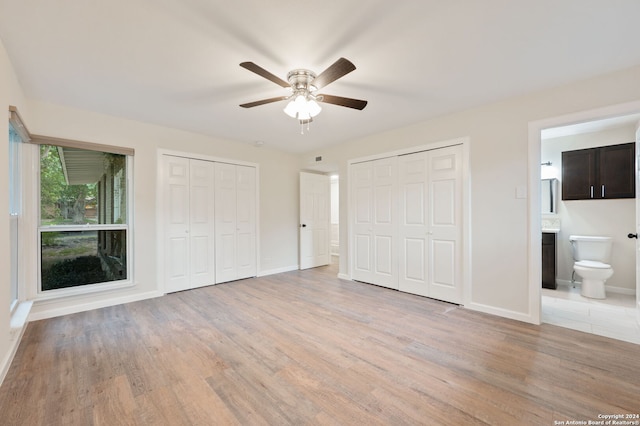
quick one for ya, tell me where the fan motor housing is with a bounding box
[287,69,317,91]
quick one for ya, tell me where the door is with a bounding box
[215,163,257,283]
[351,157,398,289]
[236,165,257,279]
[188,159,216,289]
[164,156,215,293]
[398,145,462,303]
[427,145,462,303]
[299,172,330,269]
[636,127,640,327]
[398,151,429,296]
[164,156,190,292]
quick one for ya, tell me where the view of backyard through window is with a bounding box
[40,144,128,291]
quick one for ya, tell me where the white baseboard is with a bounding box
[257,265,299,277]
[28,290,163,322]
[555,279,636,296]
[337,273,351,281]
[465,301,536,324]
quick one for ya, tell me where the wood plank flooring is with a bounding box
[1,263,639,425]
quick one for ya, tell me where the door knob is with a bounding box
[301,224,307,228]
[628,233,638,239]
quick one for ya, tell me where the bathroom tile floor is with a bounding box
[542,285,640,345]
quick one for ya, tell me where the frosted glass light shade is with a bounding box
[283,95,322,120]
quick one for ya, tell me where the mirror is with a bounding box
[541,178,558,214]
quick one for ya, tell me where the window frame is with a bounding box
[35,140,134,300]
[8,122,22,312]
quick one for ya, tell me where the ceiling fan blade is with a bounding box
[312,58,356,90]
[318,94,368,110]
[240,96,289,108]
[240,62,290,88]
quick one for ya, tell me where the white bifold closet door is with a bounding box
[215,162,257,283]
[351,144,462,304]
[351,157,398,289]
[164,156,215,293]
[398,145,462,303]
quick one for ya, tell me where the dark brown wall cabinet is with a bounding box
[561,142,635,200]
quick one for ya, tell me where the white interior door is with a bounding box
[215,162,238,283]
[427,145,462,304]
[635,126,640,326]
[397,146,462,303]
[236,165,257,279]
[299,172,330,269]
[398,151,429,296]
[351,157,397,289]
[188,159,215,289]
[351,145,462,302]
[215,163,257,283]
[164,156,191,293]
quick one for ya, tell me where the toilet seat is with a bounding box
[575,260,611,269]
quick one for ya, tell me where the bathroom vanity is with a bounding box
[542,232,557,289]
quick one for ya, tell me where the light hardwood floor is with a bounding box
[1,264,639,425]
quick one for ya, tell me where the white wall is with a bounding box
[23,99,301,319]
[302,64,640,322]
[0,38,29,382]
[542,125,637,293]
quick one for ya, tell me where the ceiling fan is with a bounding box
[239,57,367,129]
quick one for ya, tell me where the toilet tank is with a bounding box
[569,235,612,262]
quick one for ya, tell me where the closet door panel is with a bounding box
[189,159,215,288]
[372,157,398,289]
[398,152,428,296]
[164,156,191,293]
[235,165,257,279]
[215,163,257,283]
[428,146,462,303]
[351,162,375,282]
[215,163,238,283]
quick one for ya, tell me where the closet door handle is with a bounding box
[590,185,594,198]
[601,185,605,198]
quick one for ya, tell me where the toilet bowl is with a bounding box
[569,235,614,299]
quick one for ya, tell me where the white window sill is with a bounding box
[35,280,135,302]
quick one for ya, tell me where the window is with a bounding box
[39,144,130,292]
[9,123,21,309]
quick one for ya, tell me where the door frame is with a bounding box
[527,100,640,325]
[156,149,260,294]
[346,137,471,305]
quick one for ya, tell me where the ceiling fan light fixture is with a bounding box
[283,94,321,120]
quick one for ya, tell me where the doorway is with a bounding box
[530,104,640,344]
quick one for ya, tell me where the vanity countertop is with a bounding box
[542,218,561,234]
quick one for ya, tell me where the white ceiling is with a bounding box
[2,0,640,154]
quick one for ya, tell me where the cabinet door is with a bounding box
[541,233,556,289]
[599,143,635,199]
[562,148,596,200]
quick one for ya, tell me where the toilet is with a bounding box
[569,235,614,299]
